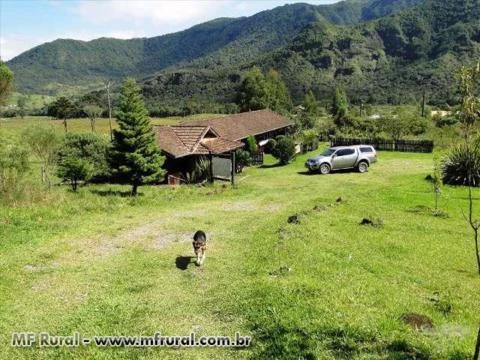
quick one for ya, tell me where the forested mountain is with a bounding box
[7,0,421,95]
[268,0,480,105]
[10,0,477,110]
[141,0,480,112]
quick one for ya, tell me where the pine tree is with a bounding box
[331,86,348,120]
[109,78,165,196]
[49,97,76,133]
[265,69,292,113]
[304,90,319,116]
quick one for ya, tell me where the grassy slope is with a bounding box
[0,114,222,136]
[0,148,479,358]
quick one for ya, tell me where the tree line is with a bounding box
[1,75,166,199]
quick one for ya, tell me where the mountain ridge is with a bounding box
[140,0,479,110]
[7,0,423,94]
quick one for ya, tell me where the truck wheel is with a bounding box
[320,163,331,175]
[357,161,369,173]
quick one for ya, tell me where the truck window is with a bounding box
[360,147,374,153]
[336,148,355,156]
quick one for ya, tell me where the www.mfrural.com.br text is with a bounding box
[11,332,252,348]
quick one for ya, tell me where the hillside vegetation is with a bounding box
[269,0,480,104]
[8,0,422,95]
[141,0,480,110]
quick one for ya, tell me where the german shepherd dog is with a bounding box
[193,230,207,266]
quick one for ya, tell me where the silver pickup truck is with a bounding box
[305,145,377,174]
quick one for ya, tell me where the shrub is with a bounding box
[442,138,480,186]
[434,115,458,128]
[57,158,94,191]
[1,108,16,118]
[298,112,316,130]
[272,136,296,165]
[301,129,319,152]
[57,133,109,191]
[183,156,210,184]
[235,149,251,171]
[245,135,258,154]
[264,138,277,154]
[0,140,30,203]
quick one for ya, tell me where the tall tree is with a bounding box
[108,78,165,196]
[83,104,103,133]
[458,63,480,138]
[23,126,61,187]
[50,97,75,133]
[17,95,27,119]
[238,67,291,113]
[0,61,14,106]
[331,86,348,120]
[238,67,268,112]
[304,90,319,116]
[265,69,292,113]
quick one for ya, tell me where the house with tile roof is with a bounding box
[155,110,293,183]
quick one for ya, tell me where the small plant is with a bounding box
[431,159,442,211]
[235,149,251,172]
[245,135,258,154]
[429,292,453,316]
[442,138,480,186]
[184,156,210,184]
[360,217,384,228]
[0,139,30,203]
[57,158,94,192]
[272,136,296,165]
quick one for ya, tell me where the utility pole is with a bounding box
[421,88,426,118]
[105,80,113,140]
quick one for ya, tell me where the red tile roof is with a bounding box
[155,125,243,158]
[191,110,293,141]
[155,110,291,158]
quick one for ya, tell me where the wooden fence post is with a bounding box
[209,152,214,184]
[231,151,236,186]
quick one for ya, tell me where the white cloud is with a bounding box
[1,0,342,60]
[72,0,222,27]
[0,29,147,61]
[0,35,46,61]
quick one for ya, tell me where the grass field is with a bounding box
[0,114,223,136]
[1,146,479,358]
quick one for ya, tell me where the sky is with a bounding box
[0,0,340,61]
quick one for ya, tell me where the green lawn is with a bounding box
[0,114,223,136]
[1,150,479,359]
